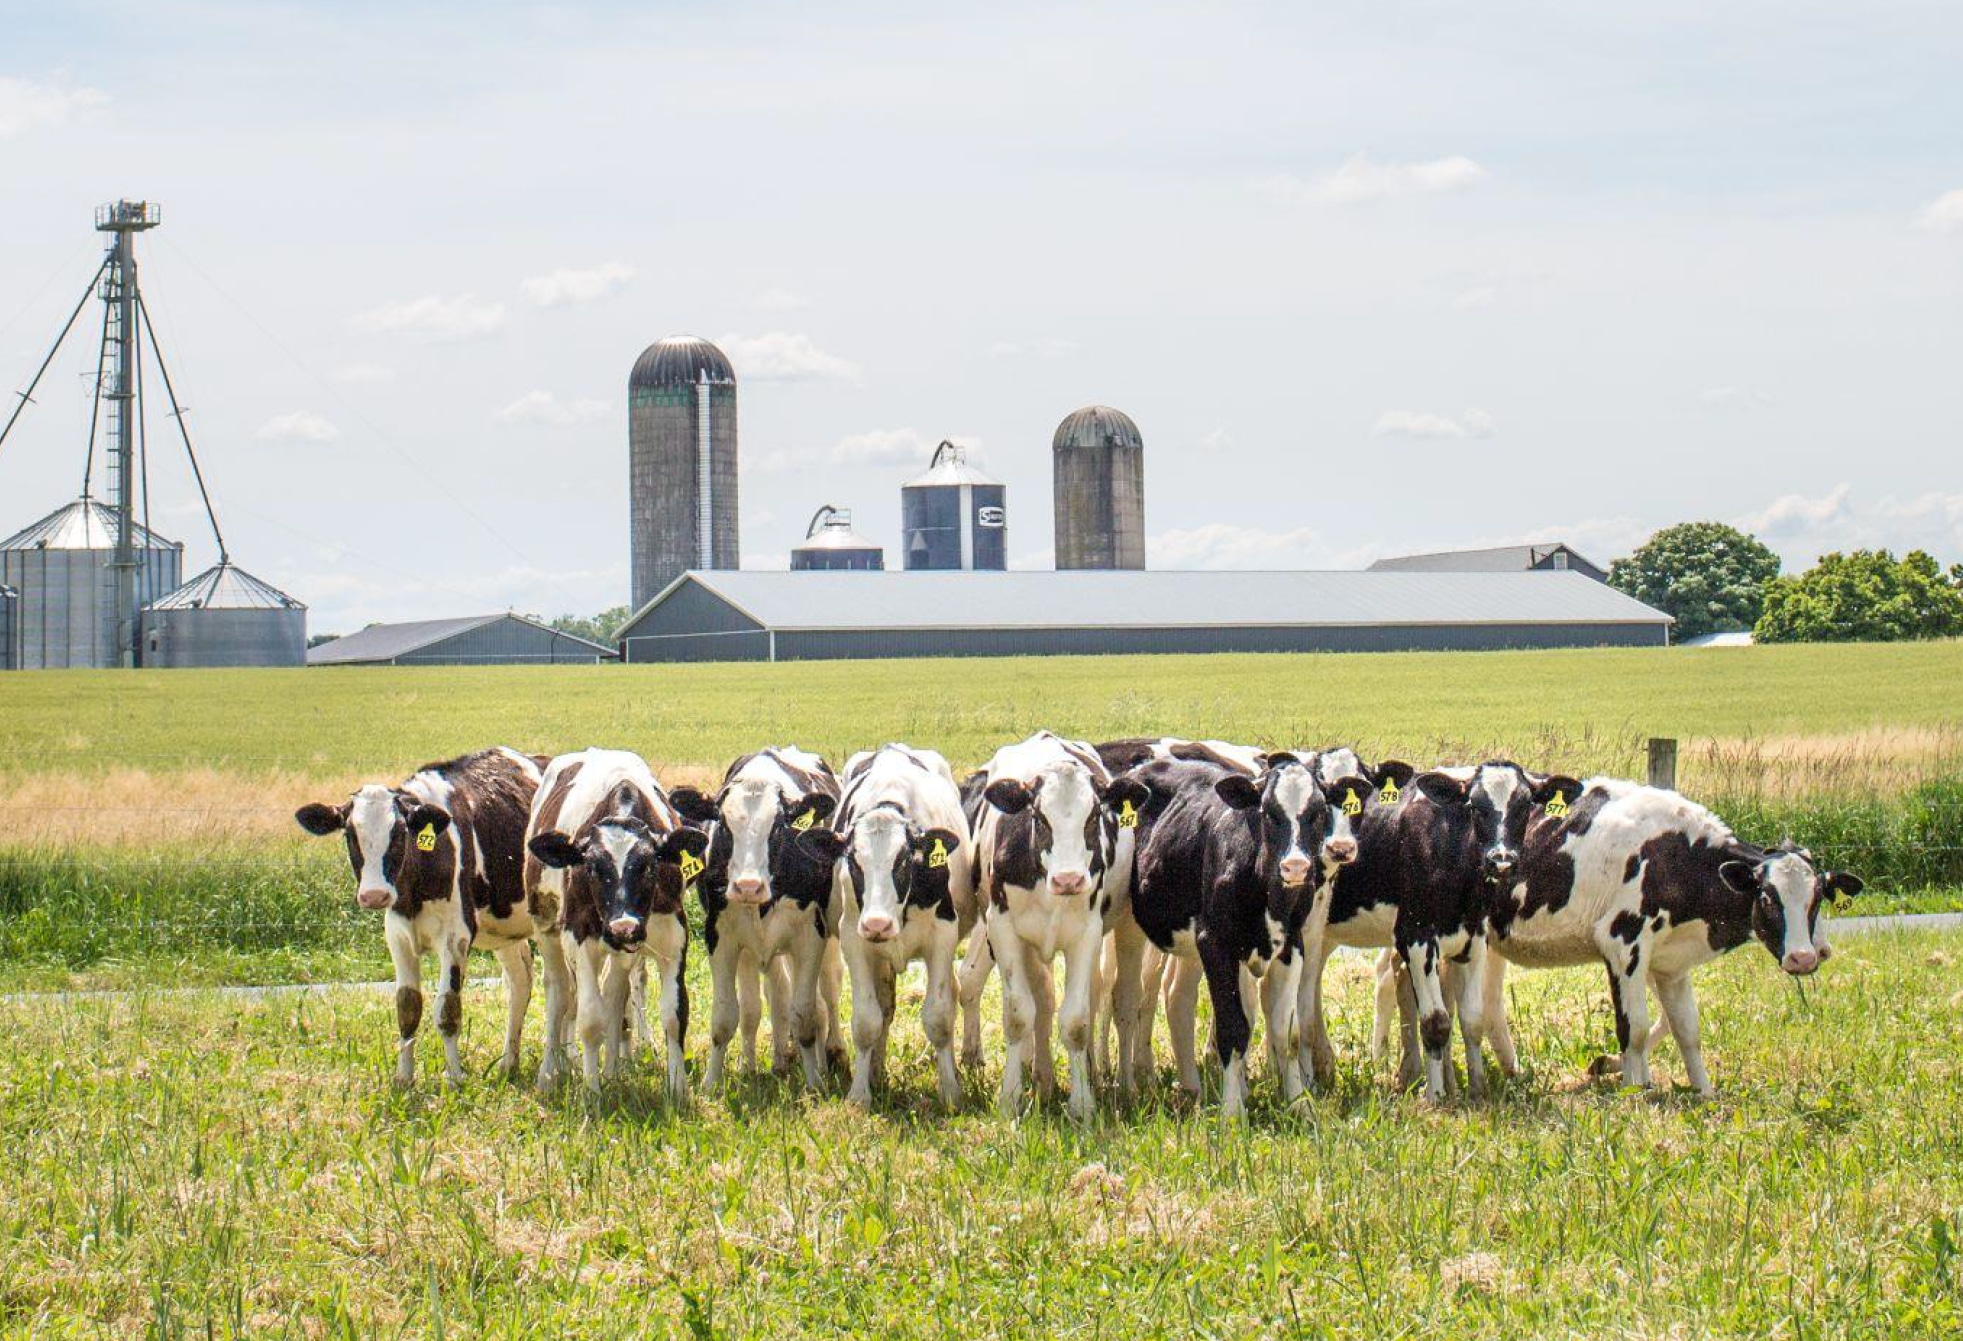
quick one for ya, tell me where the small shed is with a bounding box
[307,613,616,667]
[1368,543,1608,583]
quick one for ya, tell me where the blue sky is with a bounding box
[1,1,1959,631]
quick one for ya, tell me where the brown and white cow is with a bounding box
[525,748,709,1095]
[295,747,546,1087]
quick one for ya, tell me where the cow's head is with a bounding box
[674,780,834,906]
[1720,846,1862,975]
[295,785,453,912]
[1217,755,1372,894]
[983,762,1148,897]
[1411,763,1581,884]
[529,818,710,950]
[798,806,960,943]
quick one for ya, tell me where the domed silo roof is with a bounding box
[903,439,1002,489]
[1053,405,1143,453]
[148,561,304,612]
[0,497,184,668]
[1,497,179,553]
[791,506,884,571]
[142,561,307,668]
[629,335,737,390]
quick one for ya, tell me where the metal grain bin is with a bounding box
[628,335,739,609]
[900,441,1006,570]
[0,583,16,670]
[791,506,884,571]
[142,562,306,668]
[0,498,183,668]
[1053,405,1145,570]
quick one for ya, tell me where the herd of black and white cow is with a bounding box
[294,732,1863,1116]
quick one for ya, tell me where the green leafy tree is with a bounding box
[1608,522,1782,640]
[1755,549,1963,643]
[544,606,631,646]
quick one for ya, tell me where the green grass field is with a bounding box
[2,933,1959,1338]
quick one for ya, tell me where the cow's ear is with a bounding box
[659,826,711,864]
[1534,775,1584,807]
[793,793,838,827]
[1256,750,1301,770]
[405,804,452,837]
[1369,760,1416,790]
[915,828,961,869]
[1328,777,1373,817]
[1101,776,1150,810]
[1411,772,1469,806]
[1827,871,1864,900]
[797,828,850,865]
[984,778,1034,814]
[1718,860,1761,895]
[294,802,345,836]
[668,787,718,825]
[1215,775,1264,810]
[529,830,584,869]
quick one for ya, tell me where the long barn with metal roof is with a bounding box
[308,613,616,667]
[614,570,1672,663]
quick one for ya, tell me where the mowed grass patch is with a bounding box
[0,934,1959,1337]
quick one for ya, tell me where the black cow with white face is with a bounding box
[1301,761,1579,1101]
[1475,777,1862,1095]
[1128,754,1370,1114]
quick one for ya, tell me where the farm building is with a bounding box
[0,583,15,670]
[615,570,1671,663]
[1368,543,1608,582]
[307,613,616,667]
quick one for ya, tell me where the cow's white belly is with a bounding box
[1490,900,1608,968]
[1647,923,1723,977]
[403,901,469,956]
[1005,885,1100,960]
[718,901,810,961]
[473,907,537,951]
[1325,904,1396,948]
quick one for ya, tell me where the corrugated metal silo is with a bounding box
[628,335,739,608]
[791,506,884,571]
[1053,405,1146,570]
[900,441,1006,571]
[141,562,307,668]
[0,498,183,668]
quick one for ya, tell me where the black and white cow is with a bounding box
[669,747,843,1092]
[797,744,975,1107]
[1299,761,1578,1101]
[295,747,546,1087]
[967,731,1151,1117]
[1471,778,1861,1094]
[1127,755,1370,1114]
[524,748,709,1095]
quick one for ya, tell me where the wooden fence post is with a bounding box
[1647,737,1678,791]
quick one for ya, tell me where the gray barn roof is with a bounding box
[623,570,1670,633]
[1367,543,1600,574]
[308,612,614,665]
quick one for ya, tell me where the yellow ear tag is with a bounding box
[927,837,949,869]
[415,823,437,852]
[1545,790,1569,819]
[1342,789,1363,817]
[791,808,816,833]
[1379,780,1402,806]
[1118,799,1140,829]
[679,850,705,887]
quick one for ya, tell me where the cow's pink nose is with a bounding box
[1278,857,1312,886]
[1324,839,1358,865]
[858,914,897,942]
[608,915,643,938]
[1783,948,1819,975]
[357,888,390,909]
[730,877,766,902]
[1050,870,1088,895]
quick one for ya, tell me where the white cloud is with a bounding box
[520,262,636,308]
[1261,154,1488,207]
[1913,189,1963,233]
[747,288,809,312]
[493,390,610,426]
[1150,523,1326,570]
[987,337,1079,360]
[330,363,395,385]
[1371,407,1495,440]
[1453,285,1498,311]
[1699,386,1773,410]
[1725,483,1963,568]
[719,332,860,382]
[1734,482,1854,538]
[831,427,976,469]
[1199,428,1233,452]
[353,294,507,341]
[0,74,108,138]
[254,410,340,444]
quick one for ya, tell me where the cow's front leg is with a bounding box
[1601,947,1653,1090]
[1651,970,1711,1096]
[842,932,889,1107]
[766,953,796,1075]
[989,917,1035,1117]
[567,932,609,1091]
[1166,952,1202,1096]
[956,912,993,1071]
[534,930,573,1090]
[785,926,828,1089]
[383,914,423,1087]
[1059,915,1106,1120]
[704,934,742,1093]
[649,919,690,1101]
[1199,937,1253,1118]
[1107,914,1145,1100]
[626,958,653,1059]
[1448,940,1490,1100]
[820,938,848,1074]
[922,919,962,1108]
[434,931,469,1087]
[1400,937,1452,1102]
[1134,945,1169,1090]
[1263,953,1304,1102]
[1294,935,1334,1090]
[599,950,636,1082]
[495,942,532,1079]
[1481,940,1521,1076]
[737,946,762,1074]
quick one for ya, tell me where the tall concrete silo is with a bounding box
[0,499,182,669]
[628,335,739,608]
[901,441,1006,571]
[1053,405,1145,570]
[142,561,307,668]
